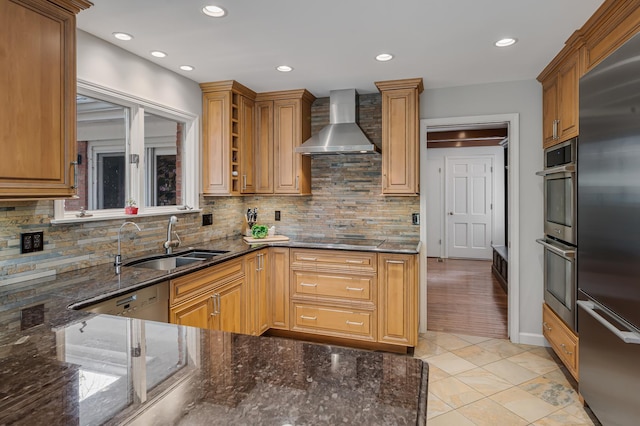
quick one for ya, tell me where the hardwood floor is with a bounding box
[426,257,508,339]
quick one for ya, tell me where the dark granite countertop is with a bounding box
[0,236,425,425]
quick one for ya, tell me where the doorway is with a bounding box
[427,147,505,260]
[420,114,519,343]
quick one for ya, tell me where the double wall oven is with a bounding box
[536,138,577,330]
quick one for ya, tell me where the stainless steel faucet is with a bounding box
[115,221,141,274]
[163,215,180,254]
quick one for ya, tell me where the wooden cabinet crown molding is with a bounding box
[255,89,316,104]
[538,0,640,80]
[46,0,93,14]
[374,78,424,94]
[200,80,257,99]
[537,42,582,82]
[579,0,640,72]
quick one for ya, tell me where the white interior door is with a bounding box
[446,156,493,259]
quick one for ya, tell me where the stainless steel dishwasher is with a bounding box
[82,281,169,322]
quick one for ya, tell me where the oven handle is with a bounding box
[578,300,640,344]
[535,164,576,176]
[536,238,576,259]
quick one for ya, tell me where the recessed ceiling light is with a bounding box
[276,65,293,72]
[495,38,517,47]
[202,5,226,17]
[150,50,167,58]
[113,32,133,41]
[180,65,195,71]
[375,53,394,62]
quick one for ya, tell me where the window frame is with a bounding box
[53,80,200,223]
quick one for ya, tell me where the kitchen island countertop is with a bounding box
[0,236,425,425]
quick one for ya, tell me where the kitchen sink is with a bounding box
[178,249,229,259]
[124,249,229,271]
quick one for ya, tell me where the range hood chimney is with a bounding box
[296,89,380,155]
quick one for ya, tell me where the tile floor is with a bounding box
[416,331,601,425]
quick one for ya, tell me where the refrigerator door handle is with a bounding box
[578,300,640,344]
[536,238,576,259]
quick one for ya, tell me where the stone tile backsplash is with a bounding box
[0,92,418,283]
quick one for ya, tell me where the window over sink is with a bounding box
[53,81,199,223]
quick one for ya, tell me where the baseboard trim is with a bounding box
[519,332,548,347]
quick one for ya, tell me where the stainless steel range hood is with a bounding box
[296,89,379,155]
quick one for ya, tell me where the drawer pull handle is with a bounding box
[300,283,317,287]
[300,315,317,321]
[560,343,573,355]
[345,260,364,264]
[299,257,317,261]
[543,322,552,331]
[346,287,364,292]
[346,320,364,326]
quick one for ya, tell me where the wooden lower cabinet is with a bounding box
[211,277,246,333]
[291,303,375,342]
[269,247,290,329]
[169,247,418,350]
[245,249,269,335]
[543,303,579,380]
[170,292,211,329]
[169,258,247,334]
[289,248,418,349]
[378,253,418,346]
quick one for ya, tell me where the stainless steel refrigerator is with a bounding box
[578,31,640,426]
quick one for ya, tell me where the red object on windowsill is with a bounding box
[125,206,138,215]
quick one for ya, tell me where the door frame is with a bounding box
[419,113,520,343]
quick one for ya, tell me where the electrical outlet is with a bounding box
[412,213,420,225]
[202,214,213,226]
[275,211,281,221]
[21,231,44,253]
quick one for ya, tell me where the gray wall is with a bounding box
[423,79,544,343]
[76,31,202,116]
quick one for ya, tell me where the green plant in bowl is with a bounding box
[251,224,269,239]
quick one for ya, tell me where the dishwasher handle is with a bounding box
[578,300,640,345]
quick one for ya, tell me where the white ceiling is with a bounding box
[77,0,604,98]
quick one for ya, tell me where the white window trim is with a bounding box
[53,80,200,224]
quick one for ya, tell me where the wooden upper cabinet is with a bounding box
[239,95,255,194]
[254,90,315,195]
[539,52,580,148]
[0,0,91,200]
[375,78,424,196]
[254,100,274,194]
[270,90,315,195]
[200,80,256,196]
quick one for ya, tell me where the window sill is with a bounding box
[50,208,202,225]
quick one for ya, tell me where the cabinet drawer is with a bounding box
[292,271,373,301]
[292,304,375,341]
[291,249,376,273]
[170,258,244,305]
[543,303,578,379]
